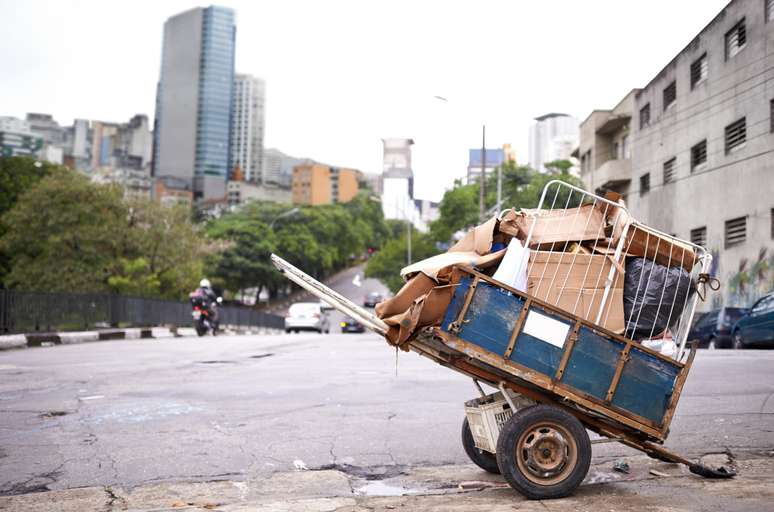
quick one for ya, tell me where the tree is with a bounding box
[429,181,480,243]
[365,229,437,293]
[0,156,62,285]
[0,170,129,293]
[0,170,206,298]
[544,159,575,175]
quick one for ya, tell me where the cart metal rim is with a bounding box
[515,421,578,485]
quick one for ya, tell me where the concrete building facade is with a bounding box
[292,164,360,205]
[152,5,236,201]
[528,113,579,172]
[580,0,774,309]
[466,147,506,185]
[227,181,292,206]
[231,74,265,183]
[0,117,42,158]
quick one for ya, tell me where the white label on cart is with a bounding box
[522,311,570,349]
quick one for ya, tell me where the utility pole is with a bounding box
[407,215,412,265]
[479,125,486,222]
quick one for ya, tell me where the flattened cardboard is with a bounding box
[513,204,608,248]
[526,251,625,333]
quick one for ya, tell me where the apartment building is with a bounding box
[292,163,360,205]
[580,0,774,308]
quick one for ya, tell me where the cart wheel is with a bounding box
[496,405,591,500]
[461,417,501,474]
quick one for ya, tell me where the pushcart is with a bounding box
[271,181,734,500]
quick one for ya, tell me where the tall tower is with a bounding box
[152,6,236,201]
[528,113,579,173]
[381,138,415,221]
[230,74,265,184]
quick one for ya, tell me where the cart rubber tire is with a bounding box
[196,326,208,337]
[495,404,591,500]
[461,417,501,474]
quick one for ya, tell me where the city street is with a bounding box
[1,304,774,509]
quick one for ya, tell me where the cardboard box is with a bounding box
[503,204,609,248]
[526,251,625,333]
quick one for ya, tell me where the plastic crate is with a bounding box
[463,392,513,453]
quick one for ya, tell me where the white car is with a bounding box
[284,302,331,333]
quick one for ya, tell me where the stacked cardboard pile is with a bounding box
[375,193,699,349]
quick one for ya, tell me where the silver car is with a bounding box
[284,302,331,333]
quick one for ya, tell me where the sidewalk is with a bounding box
[0,325,283,351]
[1,453,771,511]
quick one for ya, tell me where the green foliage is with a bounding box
[365,229,437,293]
[0,169,205,298]
[206,195,389,297]
[544,159,575,174]
[428,163,585,246]
[0,156,65,284]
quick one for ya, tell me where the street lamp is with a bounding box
[270,207,300,229]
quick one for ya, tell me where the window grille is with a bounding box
[663,81,676,111]
[639,103,651,129]
[663,157,676,184]
[725,117,746,153]
[690,226,707,247]
[691,140,707,172]
[725,19,746,60]
[690,54,708,89]
[725,216,746,247]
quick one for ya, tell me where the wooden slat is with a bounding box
[554,321,581,382]
[433,329,664,439]
[660,341,698,434]
[605,344,631,402]
[503,298,531,359]
[449,276,479,333]
[457,266,685,369]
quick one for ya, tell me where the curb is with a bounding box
[0,325,283,351]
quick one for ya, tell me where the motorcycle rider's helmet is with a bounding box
[200,278,211,288]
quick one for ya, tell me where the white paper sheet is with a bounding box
[522,311,570,349]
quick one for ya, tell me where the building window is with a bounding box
[640,103,651,129]
[767,0,774,22]
[725,117,746,153]
[622,134,630,158]
[725,216,747,248]
[690,53,708,89]
[663,81,676,111]
[725,19,746,60]
[640,173,650,196]
[690,226,707,248]
[663,157,676,184]
[691,140,707,172]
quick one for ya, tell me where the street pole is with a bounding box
[407,216,412,265]
[479,125,486,222]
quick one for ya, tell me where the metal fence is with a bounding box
[0,289,284,334]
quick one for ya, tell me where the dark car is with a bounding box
[732,293,774,349]
[363,292,384,308]
[340,316,365,333]
[688,307,749,349]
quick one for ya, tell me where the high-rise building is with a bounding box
[381,138,427,230]
[466,148,505,185]
[231,74,265,184]
[528,113,579,172]
[262,148,311,188]
[0,117,42,158]
[152,5,236,201]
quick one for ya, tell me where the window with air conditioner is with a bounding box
[725,117,746,153]
[725,216,746,248]
[725,19,746,60]
[663,157,676,184]
[690,53,708,89]
[663,81,676,111]
[691,140,707,172]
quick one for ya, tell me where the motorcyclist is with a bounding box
[195,278,220,331]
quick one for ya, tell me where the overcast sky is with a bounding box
[0,0,730,201]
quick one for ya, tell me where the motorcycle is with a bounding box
[189,293,222,336]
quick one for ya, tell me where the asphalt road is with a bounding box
[1,268,773,495]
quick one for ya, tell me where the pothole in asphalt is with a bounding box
[39,411,69,419]
[250,353,274,359]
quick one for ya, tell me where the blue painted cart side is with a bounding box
[441,268,691,439]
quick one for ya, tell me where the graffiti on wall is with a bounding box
[726,247,774,307]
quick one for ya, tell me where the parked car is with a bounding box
[688,307,749,349]
[340,316,365,333]
[363,292,384,308]
[731,293,774,349]
[284,302,330,334]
